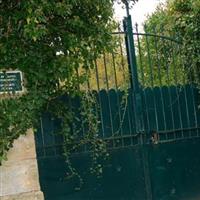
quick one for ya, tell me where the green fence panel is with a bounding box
[149,138,200,200]
[127,88,137,135]
[109,89,120,135]
[35,85,200,199]
[36,147,147,200]
[143,88,157,132]
[186,86,197,128]
[162,86,174,131]
[179,87,190,130]
[153,87,166,131]
[119,91,131,136]
[170,86,182,130]
[99,90,112,138]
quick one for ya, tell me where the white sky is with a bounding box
[114,0,166,30]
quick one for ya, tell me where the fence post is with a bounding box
[123,10,143,133]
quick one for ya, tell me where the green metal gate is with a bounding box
[35,9,200,200]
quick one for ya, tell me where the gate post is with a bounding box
[123,3,143,133]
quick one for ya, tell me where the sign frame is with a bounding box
[0,70,24,95]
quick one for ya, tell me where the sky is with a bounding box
[114,0,166,31]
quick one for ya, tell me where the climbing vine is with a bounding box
[0,0,115,167]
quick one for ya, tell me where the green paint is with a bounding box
[33,8,200,198]
[35,85,200,199]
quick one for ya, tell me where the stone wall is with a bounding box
[0,129,44,200]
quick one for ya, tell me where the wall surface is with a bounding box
[0,129,44,200]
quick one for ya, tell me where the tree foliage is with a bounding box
[137,0,200,87]
[0,0,115,164]
[170,0,200,83]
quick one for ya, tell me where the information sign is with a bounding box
[0,71,23,94]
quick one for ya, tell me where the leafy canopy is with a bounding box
[137,0,200,86]
[0,0,115,163]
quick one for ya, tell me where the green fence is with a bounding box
[35,13,200,200]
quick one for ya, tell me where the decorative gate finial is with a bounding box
[119,0,139,16]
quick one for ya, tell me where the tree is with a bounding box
[169,0,200,84]
[136,0,200,87]
[0,0,115,164]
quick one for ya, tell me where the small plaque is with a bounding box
[0,70,24,94]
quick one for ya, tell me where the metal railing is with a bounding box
[35,16,200,158]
